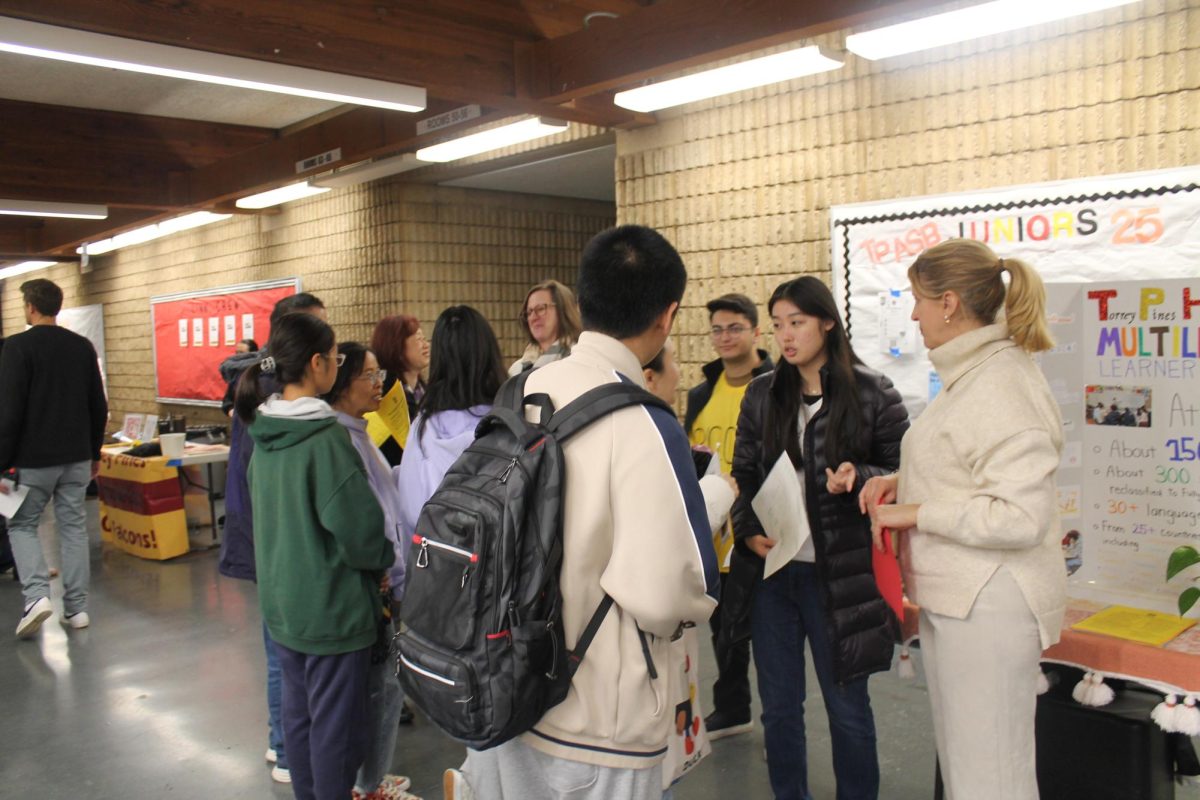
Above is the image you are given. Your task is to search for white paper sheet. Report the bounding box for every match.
[751,453,810,578]
[0,479,30,519]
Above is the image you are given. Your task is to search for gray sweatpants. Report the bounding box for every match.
[462,738,662,800]
[8,461,92,616]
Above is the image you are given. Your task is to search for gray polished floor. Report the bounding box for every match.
[1,500,1196,800]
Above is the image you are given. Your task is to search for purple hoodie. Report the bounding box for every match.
[335,411,407,599]
[396,406,490,539]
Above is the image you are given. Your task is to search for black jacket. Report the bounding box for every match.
[0,326,108,471]
[683,350,774,434]
[730,362,909,684]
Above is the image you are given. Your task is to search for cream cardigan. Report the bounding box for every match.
[898,323,1067,648]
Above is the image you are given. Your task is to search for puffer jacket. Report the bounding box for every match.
[730,362,909,684]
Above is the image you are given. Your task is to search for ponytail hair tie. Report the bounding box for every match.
[260,355,276,374]
[997,257,1007,272]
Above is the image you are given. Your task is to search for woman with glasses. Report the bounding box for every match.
[235,313,394,800]
[371,314,432,467]
[324,342,419,800]
[508,279,582,376]
[730,276,909,800]
[397,305,507,544]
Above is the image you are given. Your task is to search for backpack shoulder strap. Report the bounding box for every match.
[495,370,533,412]
[547,381,674,443]
[567,594,613,677]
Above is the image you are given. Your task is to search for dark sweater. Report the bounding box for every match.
[0,325,108,470]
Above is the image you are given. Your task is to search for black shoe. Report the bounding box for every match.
[705,709,753,740]
[398,700,415,725]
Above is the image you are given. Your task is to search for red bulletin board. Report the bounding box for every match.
[150,279,298,405]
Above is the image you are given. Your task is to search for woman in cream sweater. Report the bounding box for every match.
[860,239,1066,800]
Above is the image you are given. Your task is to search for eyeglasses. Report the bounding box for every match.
[522,303,556,320]
[355,369,387,385]
[325,352,346,367]
[710,324,751,338]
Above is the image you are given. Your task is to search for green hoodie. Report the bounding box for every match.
[248,408,393,655]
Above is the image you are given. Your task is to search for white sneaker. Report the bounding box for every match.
[442,768,474,800]
[61,611,90,629]
[16,597,53,638]
[271,766,291,784]
[265,748,277,764]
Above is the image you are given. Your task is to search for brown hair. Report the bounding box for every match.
[908,239,1053,353]
[520,280,582,349]
[371,314,422,376]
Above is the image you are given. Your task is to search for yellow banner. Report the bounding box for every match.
[365,381,411,450]
[99,504,190,561]
[99,448,179,483]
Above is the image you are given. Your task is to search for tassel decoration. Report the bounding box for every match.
[1072,671,1093,704]
[897,646,916,679]
[1036,668,1050,695]
[1176,695,1200,737]
[1152,694,1180,733]
[1085,672,1115,706]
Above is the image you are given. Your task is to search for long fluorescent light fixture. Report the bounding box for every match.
[236,182,330,209]
[0,17,426,112]
[0,198,108,219]
[845,0,1141,60]
[76,212,231,256]
[614,45,843,112]
[0,260,56,281]
[311,153,425,189]
[415,118,569,163]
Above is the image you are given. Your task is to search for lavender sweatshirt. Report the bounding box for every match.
[396,406,490,539]
[335,411,407,599]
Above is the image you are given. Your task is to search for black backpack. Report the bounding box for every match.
[395,370,672,749]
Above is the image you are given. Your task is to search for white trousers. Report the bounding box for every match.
[919,567,1043,800]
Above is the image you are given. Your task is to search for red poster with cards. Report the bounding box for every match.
[150,279,298,405]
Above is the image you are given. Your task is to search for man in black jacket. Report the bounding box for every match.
[683,293,772,739]
[0,279,107,638]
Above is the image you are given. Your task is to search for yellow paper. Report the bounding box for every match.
[365,381,411,450]
[1070,604,1197,647]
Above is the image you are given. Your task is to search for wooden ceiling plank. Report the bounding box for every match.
[0,1,519,98]
[524,0,945,101]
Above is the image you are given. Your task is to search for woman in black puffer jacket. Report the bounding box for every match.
[730,276,908,800]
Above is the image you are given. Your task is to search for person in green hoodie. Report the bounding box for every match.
[234,312,395,800]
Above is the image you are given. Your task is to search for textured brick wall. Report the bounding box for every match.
[1,182,613,428]
[616,0,1200,404]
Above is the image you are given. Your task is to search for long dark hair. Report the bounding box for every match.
[322,341,370,407]
[764,277,864,471]
[234,312,335,423]
[417,305,506,441]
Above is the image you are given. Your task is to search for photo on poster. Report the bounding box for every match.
[1062,529,1083,576]
[1085,385,1151,427]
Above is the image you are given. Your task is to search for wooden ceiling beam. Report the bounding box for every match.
[523,0,946,102]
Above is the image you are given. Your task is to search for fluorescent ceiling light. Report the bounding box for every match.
[845,0,1142,60]
[0,198,107,219]
[415,118,569,163]
[0,17,426,112]
[0,260,56,281]
[236,182,330,209]
[76,211,231,256]
[613,45,843,112]
[311,153,425,189]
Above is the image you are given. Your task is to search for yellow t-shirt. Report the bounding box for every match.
[689,373,748,572]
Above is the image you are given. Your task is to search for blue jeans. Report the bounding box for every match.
[8,461,91,616]
[354,618,404,793]
[263,621,288,769]
[751,561,879,800]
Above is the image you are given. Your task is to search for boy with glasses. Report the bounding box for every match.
[684,293,772,740]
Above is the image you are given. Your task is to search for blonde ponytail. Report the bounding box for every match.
[1001,257,1053,353]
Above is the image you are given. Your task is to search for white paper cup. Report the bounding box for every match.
[160,433,187,459]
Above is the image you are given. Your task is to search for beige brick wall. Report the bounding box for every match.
[616,0,1200,405]
[1,182,613,429]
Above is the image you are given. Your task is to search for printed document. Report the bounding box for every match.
[0,479,29,519]
[751,453,810,578]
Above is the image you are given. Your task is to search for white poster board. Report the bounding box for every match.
[58,303,107,382]
[831,166,1200,416]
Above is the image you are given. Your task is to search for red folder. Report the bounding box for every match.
[873,528,904,622]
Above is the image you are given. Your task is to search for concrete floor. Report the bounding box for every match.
[1,499,1196,800]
